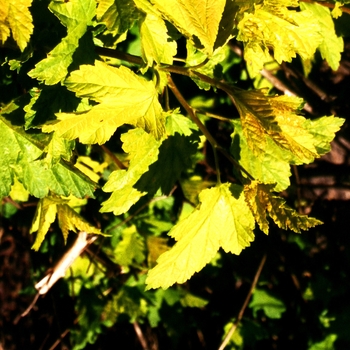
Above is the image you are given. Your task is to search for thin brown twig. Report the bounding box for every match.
[218,254,267,350]
[100,144,127,169]
[134,322,149,350]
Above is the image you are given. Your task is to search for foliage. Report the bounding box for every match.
[0,0,349,349]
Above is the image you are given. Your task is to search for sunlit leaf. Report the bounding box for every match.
[300,2,343,71]
[0,113,96,198]
[150,0,226,55]
[244,181,322,234]
[28,0,96,84]
[43,61,166,143]
[101,128,162,215]
[231,120,291,192]
[57,204,103,243]
[146,183,255,289]
[113,225,145,266]
[0,0,33,51]
[30,197,60,251]
[237,2,323,75]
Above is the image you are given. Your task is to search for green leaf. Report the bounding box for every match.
[165,110,198,137]
[180,292,208,308]
[101,128,162,215]
[0,0,33,51]
[23,86,80,129]
[308,334,338,350]
[249,289,286,319]
[28,0,96,85]
[150,0,226,55]
[146,183,255,289]
[113,225,145,266]
[0,113,96,198]
[43,61,166,143]
[30,197,59,251]
[136,132,199,196]
[231,120,291,192]
[186,41,228,90]
[57,204,103,243]
[237,2,323,76]
[244,181,322,234]
[300,2,343,71]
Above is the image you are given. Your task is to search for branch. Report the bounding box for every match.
[218,254,267,350]
[35,232,97,295]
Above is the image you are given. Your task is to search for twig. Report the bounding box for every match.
[100,144,127,169]
[134,321,149,350]
[218,254,267,350]
[35,232,98,295]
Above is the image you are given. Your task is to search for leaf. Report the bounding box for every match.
[308,334,338,350]
[136,132,199,196]
[113,225,145,266]
[0,113,96,198]
[165,110,198,136]
[231,91,340,165]
[97,0,140,34]
[146,183,255,289]
[231,120,291,192]
[249,289,286,319]
[180,292,208,308]
[23,86,80,129]
[237,3,323,76]
[101,128,162,215]
[150,0,226,55]
[134,0,177,67]
[0,0,33,51]
[30,197,59,251]
[43,61,166,143]
[28,0,96,85]
[303,116,345,155]
[57,204,103,243]
[300,2,343,71]
[186,41,228,90]
[146,236,169,268]
[244,181,322,234]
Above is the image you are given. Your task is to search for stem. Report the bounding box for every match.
[100,144,126,169]
[167,75,222,183]
[218,254,267,350]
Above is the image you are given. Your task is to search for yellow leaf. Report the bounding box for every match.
[146,183,255,289]
[244,181,322,234]
[151,0,226,55]
[0,0,33,51]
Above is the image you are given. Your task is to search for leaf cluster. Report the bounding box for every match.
[0,0,348,348]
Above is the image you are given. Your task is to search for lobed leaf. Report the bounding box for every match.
[300,2,343,71]
[57,204,103,243]
[146,183,255,289]
[30,197,59,251]
[101,128,162,215]
[0,0,33,51]
[244,181,322,234]
[150,0,226,55]
[237,2,323,75]
[43,61,166,143]
[28,0,96,84]
[0,113,96,199]
[231,120,291,192]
